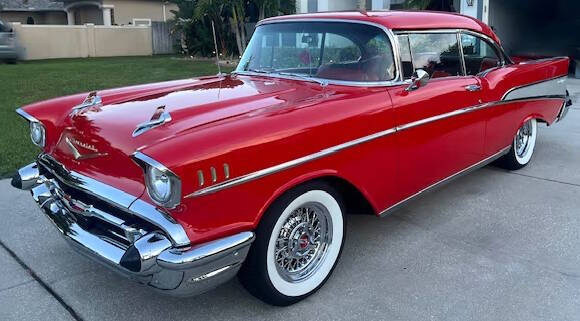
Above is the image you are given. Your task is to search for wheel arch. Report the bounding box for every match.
[517,113,545,133]
[254,171,377,226]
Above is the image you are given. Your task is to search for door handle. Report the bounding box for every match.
[465,84,481,92]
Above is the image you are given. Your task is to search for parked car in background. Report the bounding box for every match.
[11,11,572,306]
[0,20,21,63]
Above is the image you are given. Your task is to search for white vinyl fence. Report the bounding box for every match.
[11,22,153,60]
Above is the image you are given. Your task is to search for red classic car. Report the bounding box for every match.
[12,11,572,306]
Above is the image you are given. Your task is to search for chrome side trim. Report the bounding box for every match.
[379,146,511,217]
[16,108,39,123]
[501,76,567,101]
[37,154,190,246]
[185,127,397,198]
[186,95,564,199]
[395,102,491,131]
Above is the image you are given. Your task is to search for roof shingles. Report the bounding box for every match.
[0,0,64,11]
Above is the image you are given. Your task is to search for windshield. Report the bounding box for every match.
[236,22,396,82]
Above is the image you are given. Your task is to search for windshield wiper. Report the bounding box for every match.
[233,68,272,75]
[276,72,328,87]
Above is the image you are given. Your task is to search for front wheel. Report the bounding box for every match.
[495,118,538,170]
[239,182,345,306]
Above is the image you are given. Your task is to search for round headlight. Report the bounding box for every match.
[147,166,172,203]
[30,121,45,147]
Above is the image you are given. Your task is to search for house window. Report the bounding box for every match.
[307,0,318,12]
[132,18,152,26]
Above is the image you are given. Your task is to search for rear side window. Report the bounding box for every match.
[408,33,463,79]
[461,33,501,75]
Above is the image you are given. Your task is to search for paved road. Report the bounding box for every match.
[1,80,579,321]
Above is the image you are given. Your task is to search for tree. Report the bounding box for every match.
[170,0,296,58]
[254,0,296,21]
[169,0,214,56]
[194,0,229,55]
[404,0,432,9]
[404,0,457,11]
[229,0,248,57]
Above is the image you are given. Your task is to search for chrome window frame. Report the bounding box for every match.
[245,18,404,87]
[393,29,468,80]
[392,28,511,81]
[458,30,508,76]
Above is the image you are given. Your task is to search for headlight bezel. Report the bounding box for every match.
[16,108,46,148]
[132,152,181,209]
[30,121,46,147]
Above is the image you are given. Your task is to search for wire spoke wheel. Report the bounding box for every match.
[515,120,533,158]
[513,118,537,166]
[239,183,345,306]
[274,203,332,283]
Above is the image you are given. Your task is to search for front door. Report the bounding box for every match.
[388,32,486,203]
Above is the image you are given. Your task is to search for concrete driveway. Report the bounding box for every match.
[1,80,579,321]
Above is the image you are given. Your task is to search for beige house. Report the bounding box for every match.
[64,0,178,26]
[0,0,178,26]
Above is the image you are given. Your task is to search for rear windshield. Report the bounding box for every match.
[237,22,396,82]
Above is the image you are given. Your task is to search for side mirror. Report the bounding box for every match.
[406,69,430,92]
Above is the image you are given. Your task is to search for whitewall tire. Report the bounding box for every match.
[239,181,345,306]
[496,118,538,170]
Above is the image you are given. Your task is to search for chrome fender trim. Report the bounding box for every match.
[186,95,564,199]
[379,146,511,217]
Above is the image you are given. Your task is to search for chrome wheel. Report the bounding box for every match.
[515,120,533,158]
[513,118,537,165]
[274,202,332,283]
[242,185,344,304]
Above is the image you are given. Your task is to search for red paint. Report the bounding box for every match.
[20,12,569,245]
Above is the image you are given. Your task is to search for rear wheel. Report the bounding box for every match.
[495,118,537,170]
[239,182,345,306]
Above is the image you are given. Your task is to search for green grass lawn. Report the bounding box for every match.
[0,56,233,178]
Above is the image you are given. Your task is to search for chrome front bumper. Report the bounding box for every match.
[12,157,254,297]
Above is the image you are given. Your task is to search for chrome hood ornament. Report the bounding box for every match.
[132,106,172,137]
[70,91,102,116]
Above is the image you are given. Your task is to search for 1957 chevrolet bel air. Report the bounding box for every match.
[11,11,572,305]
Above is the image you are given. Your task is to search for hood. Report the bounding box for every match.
[41,75,323,196]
